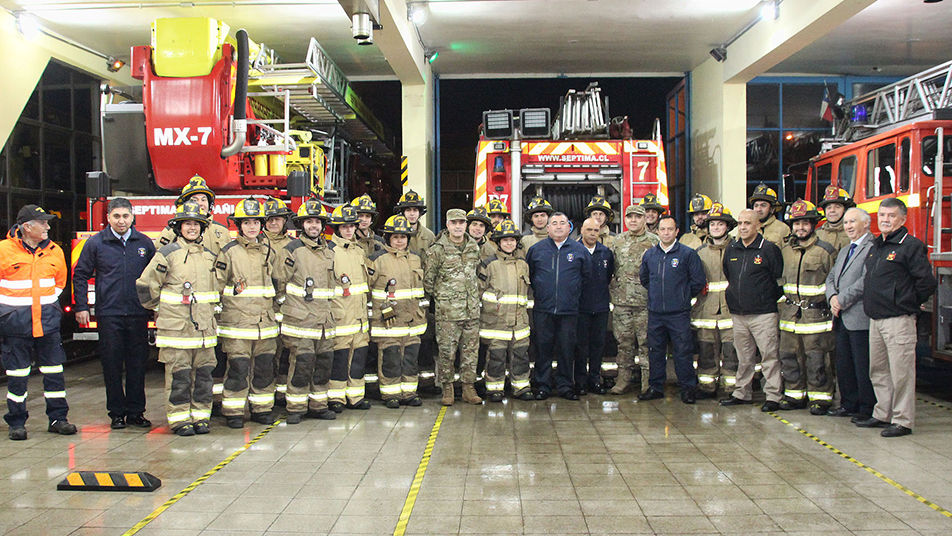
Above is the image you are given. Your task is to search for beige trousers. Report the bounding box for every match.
[731,313,783,402]
[869,315,916,428]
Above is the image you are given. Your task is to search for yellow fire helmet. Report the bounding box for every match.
[177,175,216,206]
[396,189,427,215]
[467,207,492,227]
[264,197,293,219]
[525,196,554,221]
[688,193,713,214]
[787,199,821,222]
[491,219,522,242]
[584,196,615,223]
[818,185,856,209]
[168,199,210,228]
[381,214,412,235]
[293,198,330,224]
[350,194,378,216]
[230,197,265,223]
[748,183,780,207]
[705,202,737,230]
[486,197,511,217]
[641,192,666,214]
[330,204,359,225]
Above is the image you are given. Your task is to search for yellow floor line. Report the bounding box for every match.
[767,412,952,518]
[122,420,282,536]
[917,396,952,411]
[393,406,447,536]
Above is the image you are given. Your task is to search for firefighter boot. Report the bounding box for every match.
[609,368,631,395]
[462,384,483,405]
[441,384,455,406]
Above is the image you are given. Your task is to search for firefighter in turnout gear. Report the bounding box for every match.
[351,194,385,257]
[749,183,790,248]
[583,196,616,247]
[263,197,293,405]
[137,201,222,436]
[272,199,338,423]
[425,208,484,406]
[521,196,554,250]
[486,197,511,228]
[816,185,854,253]
[155,175,231,255]
[681,194,713,249]
[609,204,659,394]
[779,200,837,414]
[642,192,666,234]
[368,215,427,408]
[691,203,738,398]
[467,207,498,259]
[327,205,372,412]
[216,198,278,429]
[478,219,533,402]
[396,190,436,254]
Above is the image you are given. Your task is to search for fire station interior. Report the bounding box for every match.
[2,0,952,535]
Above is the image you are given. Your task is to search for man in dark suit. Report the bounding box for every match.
[825,207,875,422]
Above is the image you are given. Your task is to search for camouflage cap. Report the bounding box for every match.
[625,204,646,216]
[446,208,468,221]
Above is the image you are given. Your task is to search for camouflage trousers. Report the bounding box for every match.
[436,319,479,385]
[613,305,649,379]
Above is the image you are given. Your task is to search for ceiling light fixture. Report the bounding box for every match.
[760,0,779,21]
[426,51,438,64]
[710,0,780,64]
[923,0,943,3]
[408,3,428,25]
[12,10,121,73]
[107,57,125,72]
[15,12,40,39]
[709,47,727,62]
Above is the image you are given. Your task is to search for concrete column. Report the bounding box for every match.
[688,0,876,215]
[0,10,134,149]
[402,80,435,227]
[377,0,435,228]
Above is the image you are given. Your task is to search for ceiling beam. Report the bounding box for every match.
[722,0,877,83]
[373,0,428,85]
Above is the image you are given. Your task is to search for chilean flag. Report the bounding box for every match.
[821,88,835,122]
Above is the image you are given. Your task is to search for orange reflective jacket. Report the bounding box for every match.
[0,226,67,338]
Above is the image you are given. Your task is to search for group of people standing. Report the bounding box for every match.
[0,178,936,440]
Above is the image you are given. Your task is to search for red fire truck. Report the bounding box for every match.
[71,16,397,337]
[474,87,668,228]
[805,60,952,365]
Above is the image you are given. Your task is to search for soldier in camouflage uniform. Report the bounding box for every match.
[609,204,659,394]
[424,208,483,405]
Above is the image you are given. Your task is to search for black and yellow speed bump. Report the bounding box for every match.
[57,471,161,492]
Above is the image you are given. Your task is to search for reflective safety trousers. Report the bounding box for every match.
[478,252,530,343]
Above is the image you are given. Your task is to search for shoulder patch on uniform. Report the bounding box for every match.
[286,240,305,253]
[477,272,487,281]
[368,249,387,262]
[326,241,336,250]
[220,241,239,254]
[815,239,836,255]
[284,257,295,267]
[156,264,167,273]
[216,261,228,271]
[157,241,182,257]
[480,255,497,267]
[367,267,375,276]
[159,236,170,245]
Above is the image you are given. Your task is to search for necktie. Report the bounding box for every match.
[840,243,856,276]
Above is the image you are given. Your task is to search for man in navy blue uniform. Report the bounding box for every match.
[575,217,614,395]
[526,212,592,400]
[73,198,156,429]
[638,215,706,404]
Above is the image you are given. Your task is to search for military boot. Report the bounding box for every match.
[441,384,455,406]
[462,384,483,405]
[609,369,631,395]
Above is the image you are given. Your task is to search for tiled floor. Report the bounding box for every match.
[2,359,952,535]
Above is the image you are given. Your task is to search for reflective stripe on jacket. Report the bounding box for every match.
[779,234,836,335]
[136,237,220,348]
[273,235,337,339]
[692,238,732,330]
[0,226,67,338]
[330,234,370,347]
[215,234,278,340]
[368,246,426,339]
[478,251,530,341]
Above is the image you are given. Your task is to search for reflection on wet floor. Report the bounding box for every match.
[1,359,952,535]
